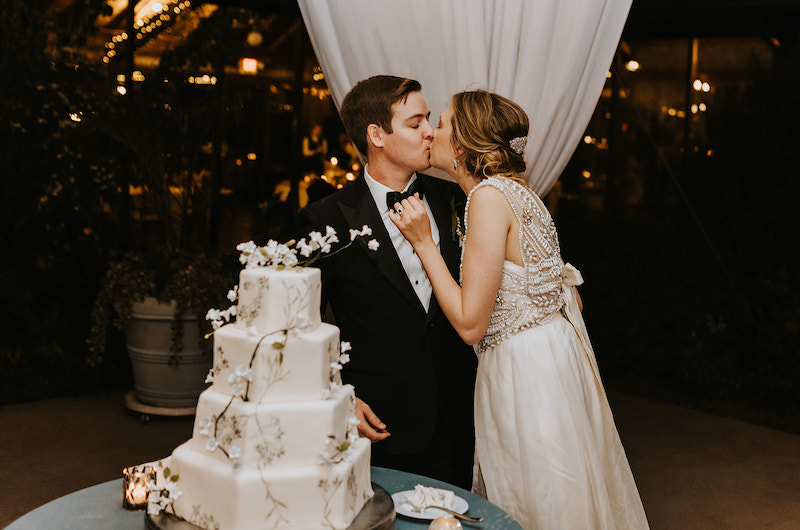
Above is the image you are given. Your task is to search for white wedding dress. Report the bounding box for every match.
[466,177,649,529]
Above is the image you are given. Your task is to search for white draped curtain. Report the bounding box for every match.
[297,0,631,195]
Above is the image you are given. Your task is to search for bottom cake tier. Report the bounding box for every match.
[166,437,373,530]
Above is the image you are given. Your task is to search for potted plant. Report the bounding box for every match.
[89,249,237,409]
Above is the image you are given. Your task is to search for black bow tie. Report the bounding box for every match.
[386,179,424,210]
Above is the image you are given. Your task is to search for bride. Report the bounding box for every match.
[389,90,649,529]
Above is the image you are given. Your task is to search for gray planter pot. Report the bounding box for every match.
[125,297,211,408]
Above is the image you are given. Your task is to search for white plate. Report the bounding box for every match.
[391,490,469,520]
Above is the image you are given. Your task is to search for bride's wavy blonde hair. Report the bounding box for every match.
[450,90,529,186]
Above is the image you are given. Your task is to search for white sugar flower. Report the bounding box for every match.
[231,383,245,397]
[198,417,212,436]
[261,239,280,260]
[325,225,338,241]
[164,481,182,500]
[339,353,350,365]
[206,438,219,452]
[368,239,379,251]
[318,437,339,468]
[295,313,312,330]
[347,415,360,429]
[297,238,314,257]
[147,497,163,515]
[227,286,238,302]
[236,240,257,260]
[235,364,252,379]
[276,245,298,267]
[228,445,241,460]
[245,250,267,269]
[206,307,234,330]
[348,224,372,241]
[323,381,341,400]
[340,341,351,354]
[309,227,339,254]
[205,370,215,384]
[330,362,343,373]
[307,231,323,248]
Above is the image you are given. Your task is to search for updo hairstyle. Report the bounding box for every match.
[450,90,529,184]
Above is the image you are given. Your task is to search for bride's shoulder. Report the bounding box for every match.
[469,177,508,201]
[466,181,512,217]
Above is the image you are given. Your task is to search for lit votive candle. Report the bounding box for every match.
[122,464,155,510]
[429,516,462,530]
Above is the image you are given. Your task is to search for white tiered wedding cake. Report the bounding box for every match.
[149,234,375,529]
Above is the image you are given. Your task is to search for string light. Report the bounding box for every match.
[240,58,258,74]
[625,60,640,72]
[102,0,190,64]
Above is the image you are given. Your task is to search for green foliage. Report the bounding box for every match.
[88,250,237,365]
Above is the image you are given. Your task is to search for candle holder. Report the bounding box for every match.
[122,464,156,510]
[429,517,462,529]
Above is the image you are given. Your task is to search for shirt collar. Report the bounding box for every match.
[363,164,418,213]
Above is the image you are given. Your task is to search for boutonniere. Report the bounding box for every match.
[449,197,465,248]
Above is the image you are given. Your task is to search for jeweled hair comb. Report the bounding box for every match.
[509,136,527,155]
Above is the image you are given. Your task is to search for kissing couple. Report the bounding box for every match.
[299,75,648,529]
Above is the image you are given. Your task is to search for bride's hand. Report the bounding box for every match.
[388,194,433,247]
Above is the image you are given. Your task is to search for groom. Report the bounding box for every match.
[298,75,477,489]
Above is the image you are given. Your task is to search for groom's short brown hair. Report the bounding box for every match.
[339,75,422,158]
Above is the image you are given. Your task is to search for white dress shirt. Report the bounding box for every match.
[363,164,440,312]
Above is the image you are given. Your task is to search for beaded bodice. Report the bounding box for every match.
[462,177,565,354]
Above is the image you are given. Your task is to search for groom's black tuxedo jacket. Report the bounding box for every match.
[298,173,477,456]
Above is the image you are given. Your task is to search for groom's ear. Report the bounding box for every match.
[367,124,384,149]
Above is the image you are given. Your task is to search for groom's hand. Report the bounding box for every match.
[355,397,391,442]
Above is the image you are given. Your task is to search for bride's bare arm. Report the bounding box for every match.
[390,188,509,345]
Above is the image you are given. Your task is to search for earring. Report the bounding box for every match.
[453,159,458,171]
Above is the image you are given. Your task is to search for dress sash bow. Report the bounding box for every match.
[560,263,607,398]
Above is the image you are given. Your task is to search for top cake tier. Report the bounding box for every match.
[236,267,322,334]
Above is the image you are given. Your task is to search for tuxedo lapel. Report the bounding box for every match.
[425,179,460,278]
[337,178,425,312]
[420,175,462,321]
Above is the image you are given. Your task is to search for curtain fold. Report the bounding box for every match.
[298,0,631,195]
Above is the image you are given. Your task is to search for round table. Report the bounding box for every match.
[7,466,522,529]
